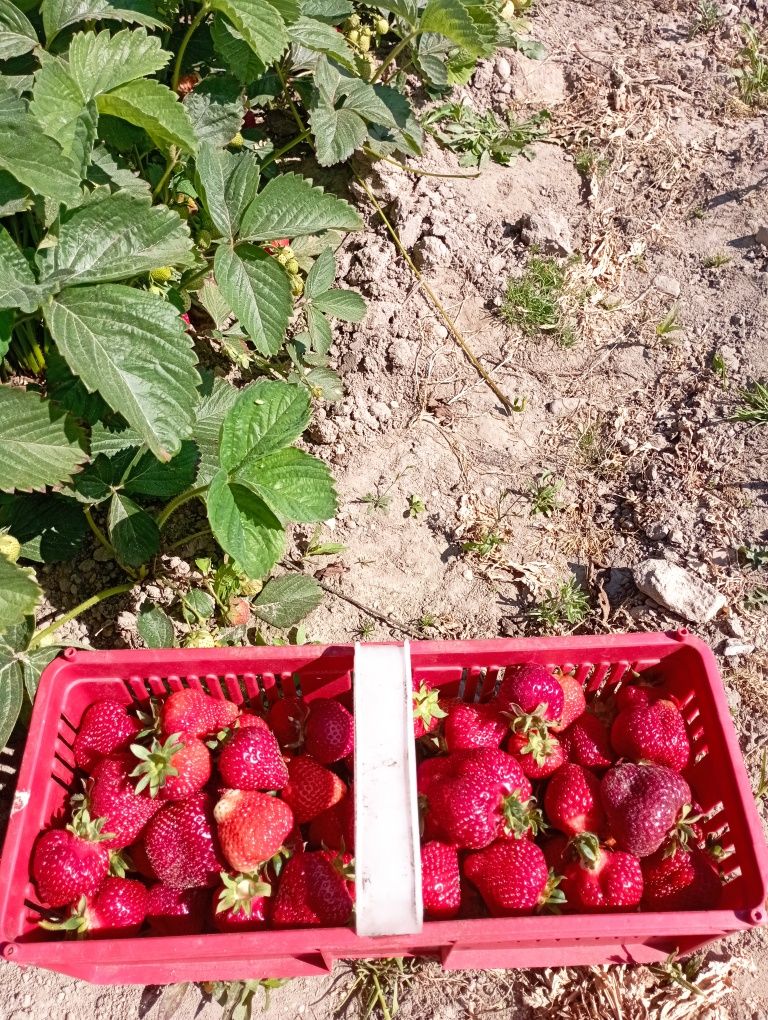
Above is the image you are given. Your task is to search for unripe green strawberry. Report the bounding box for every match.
[228,132,244,149]
[150,266,173,283]
[0,533,21,563]
[357,28,371,52]
[347,28,360,45]
[374,16,389,35]
[197,230,212,250]
[285,257,300,276]
[184,628,216,648]
[290,275,304,297]
[346,13,361,28]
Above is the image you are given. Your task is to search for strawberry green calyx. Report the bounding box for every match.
[136,699,163,741]
[130,734,183,797]
[216,871,272,917]
[67,798,114,844]
[149,266,173,283]
[413,682,447,731]
[506,702,552,736]
[519,727,557,767]
[108,848,132,877]
[569,831,601,869]
[327,852,355,883]
[539,869,567,911]
[666,803,705,856]
[39,894,91,934]
[502,792,545,839]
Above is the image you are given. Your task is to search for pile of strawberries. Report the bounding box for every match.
[414,663,723,919]
[31,690,356,937]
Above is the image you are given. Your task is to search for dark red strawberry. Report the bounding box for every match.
[549,673,586,733]
[146,883,209,935]
[615,683,660,711]
[74,700,141,771]
[507,727,566,779]
[271,851,353,928]
[426,750,538,848]
[308,789,355,853]
[143,793,224,889]
[611,699,690,772]
[541,834,570,873]
[561,838,643,912]
[421,841,461,919]
[464,838,562,916]
[160,689,238,738]
[237,711,268,729]
[89,753,161,849]
[31,807,111,908]
[130,733,211,800]
[267,696,309,751]
[212,871,271,932]
[601,763,692,858]
[544,764,605,837]
[218,725,289,791]
[304,699,354,764]
[561,713,614,770]
[417,756,452,797]
[641,845,721,910]
[443,701,506,751]
[215,789,294,872]
[495,662,565,722]
[412,679,446,738]
[242,108,258,130]
[320,848,355,900]
[42,878,148,937]
[281,756,346,824]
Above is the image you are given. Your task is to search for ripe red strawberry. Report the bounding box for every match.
[495,662,564,723]
[464,838,560,916]
[308,788,355,853]
[611,700,690,772]
[544,764,605,837]
[549,673,586,733]
[417,755,452,797]
[212,871,271,932]
[160,689,238,738]
[143,793,224,888]
[412,679,446,738]
[242,108,258,130]
[218,725,289,791]
[601,763,692,858]
[443,701,506,751]
[237,711,268,729]
[43,878,148,937]
[146,883,208,935]
[426,750,537,848]
[31,808,111,907]
[320,848,356,899]
[561,713,614,770]
[271,851,353,928]
[215,789,294,872]
[615,683,659,711]
[74,700,141,771]
[507,727,566,779]
[304,699,354,764]
[89,753,161,849]
[130,734,211,800]
[281,756,346,824]
[641,845,721,910]
[267,696,309,750]
[421,841,461,919]
[563,847,643,911]
[127,837,157,879]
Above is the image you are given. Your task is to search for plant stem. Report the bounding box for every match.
[259,129,311,171]
[84,506,115,558]
[363,146,481,180]
[370,30,419,84]
[29,583,135,650]
[354,172,517,415]
[152,148,178,202]
[167,526,212,551]
[156,485,208,529]
[171,4,209,92]
[275,62,306,133]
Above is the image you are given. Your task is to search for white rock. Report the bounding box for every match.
[413,235,452,270]
[462,567,474,581]
[519,209,573,255]
[633,559,726,623]
[723,640,755,657]
[117,611,137,631]
[495,55,512,79]
[653,273,681,297]
[547,396,585,416]
[725,615,746,639]
[371,401,392,422]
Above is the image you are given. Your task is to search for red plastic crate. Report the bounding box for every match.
[0,631,766,984]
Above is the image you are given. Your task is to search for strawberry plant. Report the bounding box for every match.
[0,0,519,745]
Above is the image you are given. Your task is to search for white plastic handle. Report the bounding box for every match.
[353,641,423,936]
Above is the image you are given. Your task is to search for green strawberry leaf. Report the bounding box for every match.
[0,492,88,562]
[210,15,267,84]
[252,574,322,627]
[195,142,261,239]
[97,78,198,155]
[41,0,166,44]
[38,193,194,288]
[239,172,362,242]
[306,305,332,355]
[184,74,244,149]
[213,244,292,357]
[219,379,311,469]
[123,442,200,501]
[304,247,336,299]
[67,27,170,101]
[208,0,288,65]
[310,288,366,322]
[0,0,38,59]
[233,447,337,523]
[192,374,239,486]
[0,386,88,493]
[107,491,160,566]
[44,284,201,463]
[0,556,41,632]
[0,92,83,207]
[207,469,285,580]
[0,642,24,747]
[137,604,176,648]
[0,226,41,313]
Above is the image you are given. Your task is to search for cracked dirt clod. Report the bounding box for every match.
[633,559,727,624]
